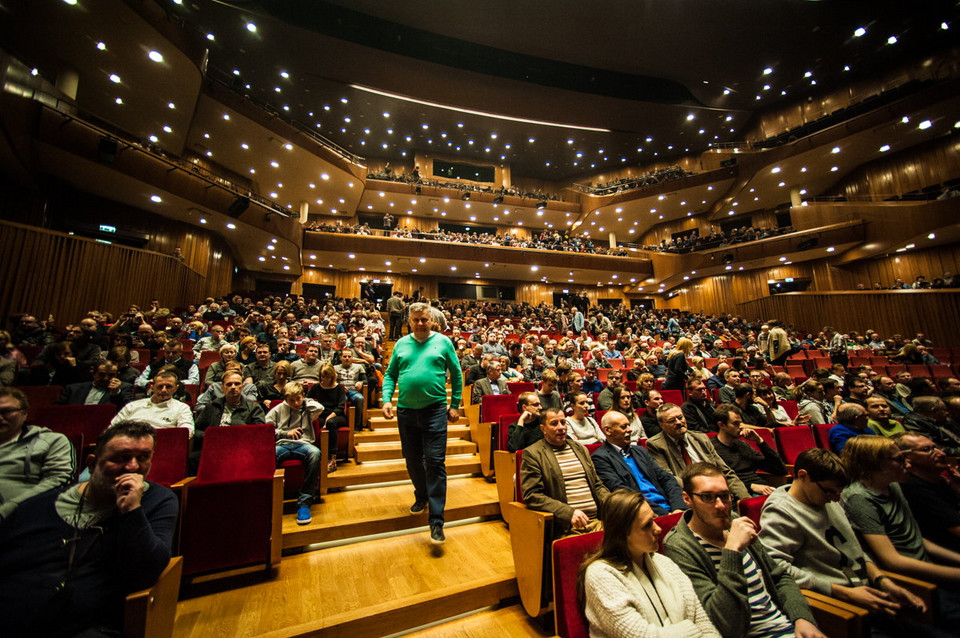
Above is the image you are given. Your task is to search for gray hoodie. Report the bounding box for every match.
[0,425,75,521]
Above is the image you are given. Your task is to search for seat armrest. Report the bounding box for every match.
[503,502,553,618]
[124,556,183,638]
[880,570,936,624]
[801,589,868,638]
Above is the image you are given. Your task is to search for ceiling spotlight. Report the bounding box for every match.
[537,201,547,210]
[461,192,470,201]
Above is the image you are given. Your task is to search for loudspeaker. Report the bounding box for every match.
[227,196,250,217]
[97,137,118,164]
[797,238,818,251]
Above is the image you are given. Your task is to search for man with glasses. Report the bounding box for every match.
[507,392,543,452]
[0,387,74,523]
[471,360,509,405]
[646,404,750,500]
[595,369,623,410]
[663,462,824,638]
[829,403,877,453]
[759,449,933,636]
[897,433,960,553]
[904,396,960,457]
[56,361,132,409]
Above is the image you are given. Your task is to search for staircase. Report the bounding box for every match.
[172,338,546,637]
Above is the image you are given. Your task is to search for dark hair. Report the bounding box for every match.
[539,406,565,425]
[712,402,742,425]
[576,489,649,607]
[794,448,847,483]
[733,383,754,400]
[94,421,156,456]
[681,461,725,494]
[0,387,28,412]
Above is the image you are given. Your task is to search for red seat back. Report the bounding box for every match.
[553,530,604,638]
[585,442,603,455]
[813,423,835,449]
[22,386,64,422]
[774,426,817,465]
[35,403,117,446]
[906,364,931,378]
[481,393,520,424]
[196,424,276,483]
[738,494,768,531]
[498,413,521,450]
[147,427,190,487]
[507,382,535,395]
[929,364,954,378]
[780,400,799,420]
[659,389,684,405]
[197,350,220,370]
[655,511,683,552]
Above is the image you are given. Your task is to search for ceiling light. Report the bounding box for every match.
[830,166,839,172]
[918,120,932,130]
[321,173,330,180]
[854,27,866,37]
[108,73,121,84]
[450,266,457,271]
[350,83,611,132]
[246,22,257,32]
[879,144,890,152]
[762,67,773,75]
[150,195,161,203]
[928,233,936,240]
[887,36,898,45]
[226,223,236,229]
[96,41,107,50]
[115,97,123,105]
[147,50,164,63]
[258,256,265,262]
[348,254,355,259]
[162,125,172,133]
[199,218,206,224]
[149,135,158,143]
[831,146,841,154]
[771,167,781,173]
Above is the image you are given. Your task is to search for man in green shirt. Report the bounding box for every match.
[383,302,463,545]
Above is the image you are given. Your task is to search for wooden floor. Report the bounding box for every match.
[281,476,500,548]
[403,604,553,637]
[173,521,517,638]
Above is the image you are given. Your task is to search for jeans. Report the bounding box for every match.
[346,388,364,428]
[276,440,321,507]
[398,401,448,526]
[389,311,402,340]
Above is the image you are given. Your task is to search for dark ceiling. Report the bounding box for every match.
[3,0,959,183]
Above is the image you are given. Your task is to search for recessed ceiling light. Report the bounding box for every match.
[226,223,236,229]
[831,146,841,154]
[762,67,773,75]
[150,195,161,203]
[149,135,158,143]
[887,36,898,45]
[246,22,257,33]
[879,145,891,152]
[854,27,866,37]
[115,97,123,105]
[162,125,172,133]
[96,41,107,50]
[771,167,781,174]
[108,73,121,84]
[148,50,164,63]
[918,120,932,130]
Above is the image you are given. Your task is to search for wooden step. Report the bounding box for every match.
[404,604,552,637]
[356,439,478,463]
[326,455,482,490]
[282,477,499,548]
[175,521,518,638]
[356,424,471,443]
[369,415,470,430]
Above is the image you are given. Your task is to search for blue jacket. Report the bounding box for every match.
[591,441,686,514]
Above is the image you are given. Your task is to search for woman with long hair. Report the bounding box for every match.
[663,338,694,391]
[579,490,719,637]
[611,385,645,442]
[257,360,293,408]
[566,391,605,444]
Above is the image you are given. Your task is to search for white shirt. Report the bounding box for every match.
[111,397,195,435]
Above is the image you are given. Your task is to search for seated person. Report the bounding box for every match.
[841,435,960,598]
[638,388,664,437]
[681,379,717,434]
[710,403,786,496]
[829,403,877,453]
[520,407,610,538]
[56,360,133,408]
[271,337,301,363]
[291,344,323,384]
[717,369,741,404]
[193,324,226,355]
[498,355,523,382]
[471,360,509,405]
[0,421,177,637]
[267,381,323,525]
[307,364,349,473]
[903,396,960,457]
[243,344,277,386]
[865,395,905,437]
[896,432,960,554]
[645,404,750,500]
[0,388,74,523]
[581,489,719,637]
[566,391,605,444]
[135,340,199,390]
[507,391,543,453]
[462,353,491,387]
[582,363,605,395]
[194,362,262,413]
[609,385,647,441]
[204,342,238,388]
[771,372,796,402]
[663,462,824,638]
[759,448,933,635]
[334,349,366,430]
[537,369,562,411]
[732,383,775,427]
[645,355,666,379]
[797,380,834,425]
[111,371,195,436]
[595,369,623,410]
[592,411,686,515]
[192,371,267,472]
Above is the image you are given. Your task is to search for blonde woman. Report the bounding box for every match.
[663,338,694,391]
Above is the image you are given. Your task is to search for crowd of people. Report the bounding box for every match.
[575,165,693,196]
[643,224,795,253]
[856,273,960,290]
[366,166,565,202]
[3,291,960,635]
[306,222,632,256]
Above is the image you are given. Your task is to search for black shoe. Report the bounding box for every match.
[409,501,427,514]
[430,523,445,544]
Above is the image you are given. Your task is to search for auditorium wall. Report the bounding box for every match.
[834,134,960,200]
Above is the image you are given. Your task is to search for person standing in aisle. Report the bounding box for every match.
[382,303,463,545]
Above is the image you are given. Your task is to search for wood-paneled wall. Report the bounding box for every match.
[0,221,230,325]
[740,291,960,345]
[658,264,814,316]
[812,246,960,290]
[835,135,960,200]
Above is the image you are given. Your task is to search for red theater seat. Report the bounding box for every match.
[552,530,604,638]
[34,403,117,447]
[774,426,817,473]
[21,385,63,422]
[146,427,189,488]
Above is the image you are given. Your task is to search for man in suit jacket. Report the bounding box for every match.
[520,407,610,539]
[471,361,509,405]
[645,403,750,499]
[56,361,132,409]
[592,411,686,515]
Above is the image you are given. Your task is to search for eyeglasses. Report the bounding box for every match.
[690,491,733,504]
[908,445,939,455]
[814,481,844,498]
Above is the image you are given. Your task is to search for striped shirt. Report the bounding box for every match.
[552,444,598,519]
[694,532,794,637]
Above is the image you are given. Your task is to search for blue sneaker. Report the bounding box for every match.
[297,505,312,525]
